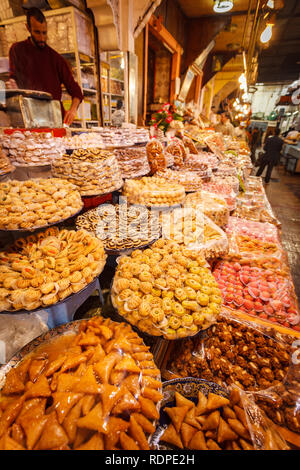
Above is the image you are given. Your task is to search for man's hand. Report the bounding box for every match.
[6,79,18,89]
[64,108,77,126]
[64,97,81,126]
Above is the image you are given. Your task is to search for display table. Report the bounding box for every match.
[282,143,300,173]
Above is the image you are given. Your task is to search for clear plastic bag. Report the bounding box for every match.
[185,190,229,228]
[202,182,237,212]
[111,239,222,340]
[226,217,281,244]
[232,193,281,227]
[211,175,240,195]
[146,139,166,175]
[0,315,162,450]
[156,168,203,192]
[164,308,296,390]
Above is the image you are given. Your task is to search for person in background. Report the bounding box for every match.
[250,126,260,164]
[6,7,83,126]
[234,122,247,141]
[111,99,125,127]
[214,112,235,137]
[256,127,283,184]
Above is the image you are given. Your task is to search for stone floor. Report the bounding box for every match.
[262,165,300,300]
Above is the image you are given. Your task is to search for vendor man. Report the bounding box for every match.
[6,7,83,126]
[214,112,235,138]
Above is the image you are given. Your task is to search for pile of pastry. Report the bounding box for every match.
[0,148,14,176]
[0,316,162,450]
[122,177,185,207]
[111,239,222,340]
[76,204,160,252]
[0,179,83,230]
[52,149,123,196]
[0,227,106,312]
[2,131,64,166]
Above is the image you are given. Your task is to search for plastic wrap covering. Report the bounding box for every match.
[172,153,215,178]
[0,227,107,312]
[165,139,188,168]
[253,361,300,439]
[213,261,300,331]
[151,379,289,450]
[52,149,123,197]
[201,182,237,212]
[164,309,295,390]
[146,139,166,175]
[2,131,65,166]
[156,168,203,192]
[62,132,104,150]
[204,134,225,158]
[111,239,222,340]
[182,136,198,154]
[114,148,150,179]
[184,191,229,228]
[226,217,281,244]
[0,179,83,230]
[76,203,160,253]
[0,149,15,176]
[214,163,238,177]
[0,316,162,450]
[161,207,228,260]
[122,176,185,207]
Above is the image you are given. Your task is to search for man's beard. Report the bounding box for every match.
[31,36,46,48]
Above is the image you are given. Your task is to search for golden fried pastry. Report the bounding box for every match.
[157,389,289,450]
[0,228,106,312]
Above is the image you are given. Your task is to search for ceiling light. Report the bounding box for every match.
[260,24,273,43]
[260,13,276,44]
[266,0,274,8]
[213,1,234,14]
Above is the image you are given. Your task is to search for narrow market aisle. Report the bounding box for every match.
[264,167,300,300]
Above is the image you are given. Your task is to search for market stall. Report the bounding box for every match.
[0,1,299,453]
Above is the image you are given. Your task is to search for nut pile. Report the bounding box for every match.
[146,140,166,175]
[76,204,160,252]
[167,314,293,391]
[122,177,185,207]
[0,179,83,230]
[52,149,123,196]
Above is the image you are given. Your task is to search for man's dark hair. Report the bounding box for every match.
[26,8,46,28]
[116,99,123,110]
[275,127,281,136]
